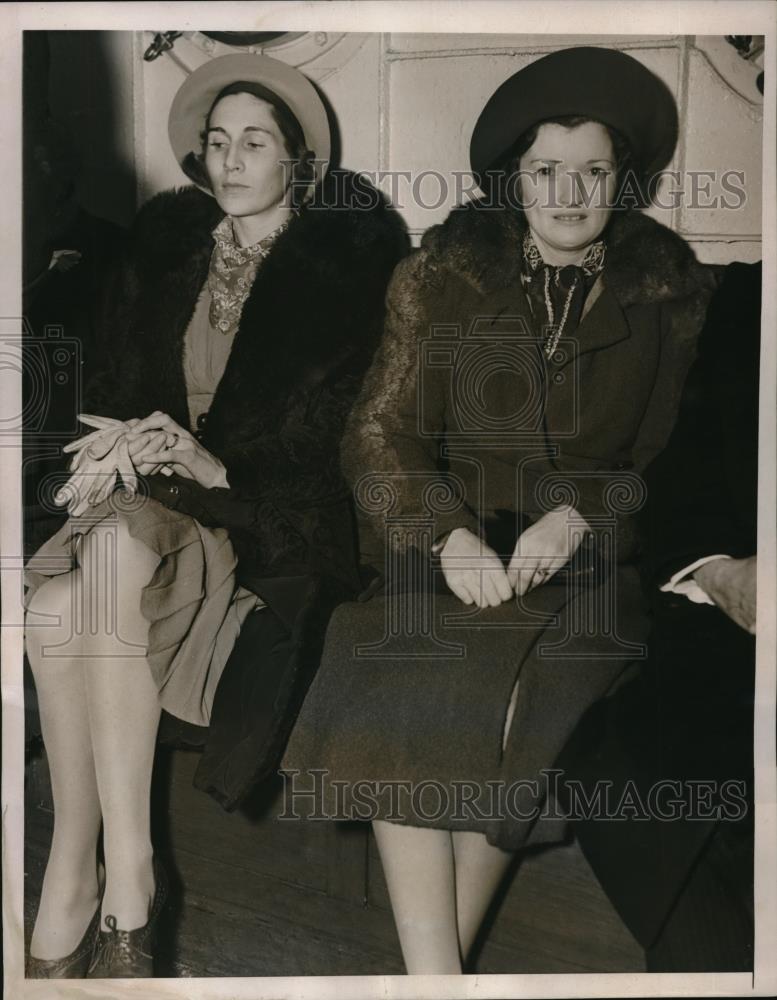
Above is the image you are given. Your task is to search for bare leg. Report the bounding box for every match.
[372,820,461,973]
[26,573,102,959]
[77,515,162,931]
[446,673,521,962]
[451,830,514,962]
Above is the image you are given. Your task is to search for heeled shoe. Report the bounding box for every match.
[26,902,102,979]
[87,859,168,979]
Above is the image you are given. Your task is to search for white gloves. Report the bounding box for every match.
[55,414,172,517]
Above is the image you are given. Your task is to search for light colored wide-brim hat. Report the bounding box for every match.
[168,53,331,194]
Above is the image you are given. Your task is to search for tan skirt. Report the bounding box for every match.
[25,495,261,727]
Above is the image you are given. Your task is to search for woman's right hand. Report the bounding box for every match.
[440,527,513,608]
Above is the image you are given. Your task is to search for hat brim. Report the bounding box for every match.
[168,53,331,194]
[470,46,678,190]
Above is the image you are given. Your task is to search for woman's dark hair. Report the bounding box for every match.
[488,114,646,211]
[181,80,315,206]
[510,115,631,175]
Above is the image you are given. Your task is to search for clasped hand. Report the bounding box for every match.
[55,411,229,517]
[440,506,590,608]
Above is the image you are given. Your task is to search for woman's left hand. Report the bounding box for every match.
[508,506,590,596]
[130,411,230,489]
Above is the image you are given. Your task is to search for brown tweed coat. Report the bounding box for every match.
[346,202,717,563]
[282,203,718,849]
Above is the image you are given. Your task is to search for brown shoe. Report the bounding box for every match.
[26,903,101,979]
[87,859,168,979]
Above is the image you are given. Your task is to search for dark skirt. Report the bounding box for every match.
[282,563,650,850]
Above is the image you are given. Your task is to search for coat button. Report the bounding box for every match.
[168,484,180,496]
[614,460,634,471]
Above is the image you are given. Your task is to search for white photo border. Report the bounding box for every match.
[2,3,775,998]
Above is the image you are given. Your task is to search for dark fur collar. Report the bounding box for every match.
[122,169,408,394]
[111,171,407,484]
[127,170,405,280]
[420,200,713,306]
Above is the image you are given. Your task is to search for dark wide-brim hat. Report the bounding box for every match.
[470,46,678,187]
[168,53,331,194]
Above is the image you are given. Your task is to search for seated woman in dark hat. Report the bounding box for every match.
[24,53,405,979]
[282,46,717,973]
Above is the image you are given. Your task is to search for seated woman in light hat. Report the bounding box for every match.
[282,45,718,973]
[24,53,406,979]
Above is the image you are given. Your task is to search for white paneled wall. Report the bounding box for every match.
[114,32,763,264]
[383,37,683,232]
[681,45,763,246]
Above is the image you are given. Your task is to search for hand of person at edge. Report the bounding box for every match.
[694,555,757,634]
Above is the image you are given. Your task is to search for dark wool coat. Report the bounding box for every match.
[86,175,408,595]
[283,202,719,850]
[558,262,759,959]
[83,172,408,808]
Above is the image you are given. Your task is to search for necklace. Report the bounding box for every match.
[542,267,579,359]
[522,231,606,359]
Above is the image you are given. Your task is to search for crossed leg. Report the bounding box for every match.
[26,513,163,958]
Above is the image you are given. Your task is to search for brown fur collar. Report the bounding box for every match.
[419,201,715,306]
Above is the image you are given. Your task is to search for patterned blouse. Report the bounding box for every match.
[183,215,290,432]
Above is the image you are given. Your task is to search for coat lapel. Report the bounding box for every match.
[473,280,535,335]
[480,272,631,357]
[202,216,324,445]
[574,281,632,356]
[196,176,409,456]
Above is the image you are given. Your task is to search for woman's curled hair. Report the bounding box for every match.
[485,114,648,211]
